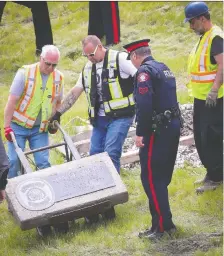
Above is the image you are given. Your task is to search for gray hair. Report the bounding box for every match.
[40,45,60,59]
[82,35,101,47]
[133,46,151,57]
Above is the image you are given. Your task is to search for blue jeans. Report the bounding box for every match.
[90,116,133,173]
[8,122,50,178]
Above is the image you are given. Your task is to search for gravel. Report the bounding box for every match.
[122,104,202,170]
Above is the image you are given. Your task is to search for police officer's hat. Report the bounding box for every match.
[123,39,150,59]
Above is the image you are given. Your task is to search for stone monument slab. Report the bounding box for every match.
[6,152,128,230]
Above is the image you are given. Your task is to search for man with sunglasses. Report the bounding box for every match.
[184,2,223,193]
[50,35,136,222]
[4,45,64,236]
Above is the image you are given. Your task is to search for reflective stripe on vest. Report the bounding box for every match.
[198,31,213,72]
[17,64,37,113]
[89,107,95,118]
[107,50,123,99]
[83,63,92,109]
[13,110,35,128]
[104,94,135,113]
[191,71,217,83]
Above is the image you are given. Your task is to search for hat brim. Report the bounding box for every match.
[184,17,191,23]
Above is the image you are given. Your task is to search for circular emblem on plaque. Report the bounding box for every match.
[15,178,55,211]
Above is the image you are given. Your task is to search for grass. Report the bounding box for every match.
[0,167,222,256]
[0,2,223,255]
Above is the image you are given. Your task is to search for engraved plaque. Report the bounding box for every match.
[16,178,55,211]
[45,161,116,202]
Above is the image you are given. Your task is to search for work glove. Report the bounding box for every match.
[4,127,13,142]
[48,111,61,134]
[205,88,218,107]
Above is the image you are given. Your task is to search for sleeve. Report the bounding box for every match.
[211,36,223,57]
[135,67,153,136]
[9,68,26,96]
[74,73,83,88]
[118,52,137,77]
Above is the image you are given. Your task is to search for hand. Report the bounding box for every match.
[49,111,61,125]
[206,88,218,107]
[0,190,5,204]
[4,126,13,142]
[135,136,144,148]
[48,111,62,134]
[48,121,58,134]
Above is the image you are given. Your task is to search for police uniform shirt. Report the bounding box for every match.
[134,56,177,137]
[75,51,137,116]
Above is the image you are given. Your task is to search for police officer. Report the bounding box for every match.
[88,1,120,46]
[184,2,223,193]
[0,1,53,56]
[123,39,181,240]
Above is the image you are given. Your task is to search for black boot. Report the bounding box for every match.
[138,228,154,238]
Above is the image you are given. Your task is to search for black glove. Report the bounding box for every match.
[49,111,61,124]
[48,111,62,134]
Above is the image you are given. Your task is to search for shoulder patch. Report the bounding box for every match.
[137,72,150,82]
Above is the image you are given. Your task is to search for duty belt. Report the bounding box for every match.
[152,104,183,131]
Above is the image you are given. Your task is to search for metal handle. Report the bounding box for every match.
[10,132,33,174]
[53,121,81,160]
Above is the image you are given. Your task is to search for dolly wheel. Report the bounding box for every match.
[103,206,116,220]
[53,222,69,234]
[85,214,100,224]
[36,225,52,237]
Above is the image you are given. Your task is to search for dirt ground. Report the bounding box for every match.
[154,232,223,256]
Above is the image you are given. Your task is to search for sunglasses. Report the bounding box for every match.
[82,44,99,58]
[43,59,58,68]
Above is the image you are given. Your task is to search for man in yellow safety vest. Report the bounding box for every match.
[184,2,223,193]
[4,45,64,236]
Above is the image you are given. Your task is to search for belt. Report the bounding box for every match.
[152,104,183,130]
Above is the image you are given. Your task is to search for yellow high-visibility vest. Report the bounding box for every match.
[82,49,135,121]
[12,63,64,132]
[187,25,223,99]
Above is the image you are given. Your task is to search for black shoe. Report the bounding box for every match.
[138,228,154,238]
[85,214,99,224]
[147,227,177,241]
[102,207,116,220]
[53,222,69,234]
[36,225,52,237]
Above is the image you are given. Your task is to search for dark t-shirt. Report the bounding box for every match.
[210,36,223,64]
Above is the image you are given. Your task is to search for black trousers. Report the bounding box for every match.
[0,1,53,50]
[140,118,180,232]
[88,1,120,45]
[0,131,9,189]
[193,98,223,182]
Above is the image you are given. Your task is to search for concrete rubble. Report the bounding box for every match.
[122,104,202,170]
